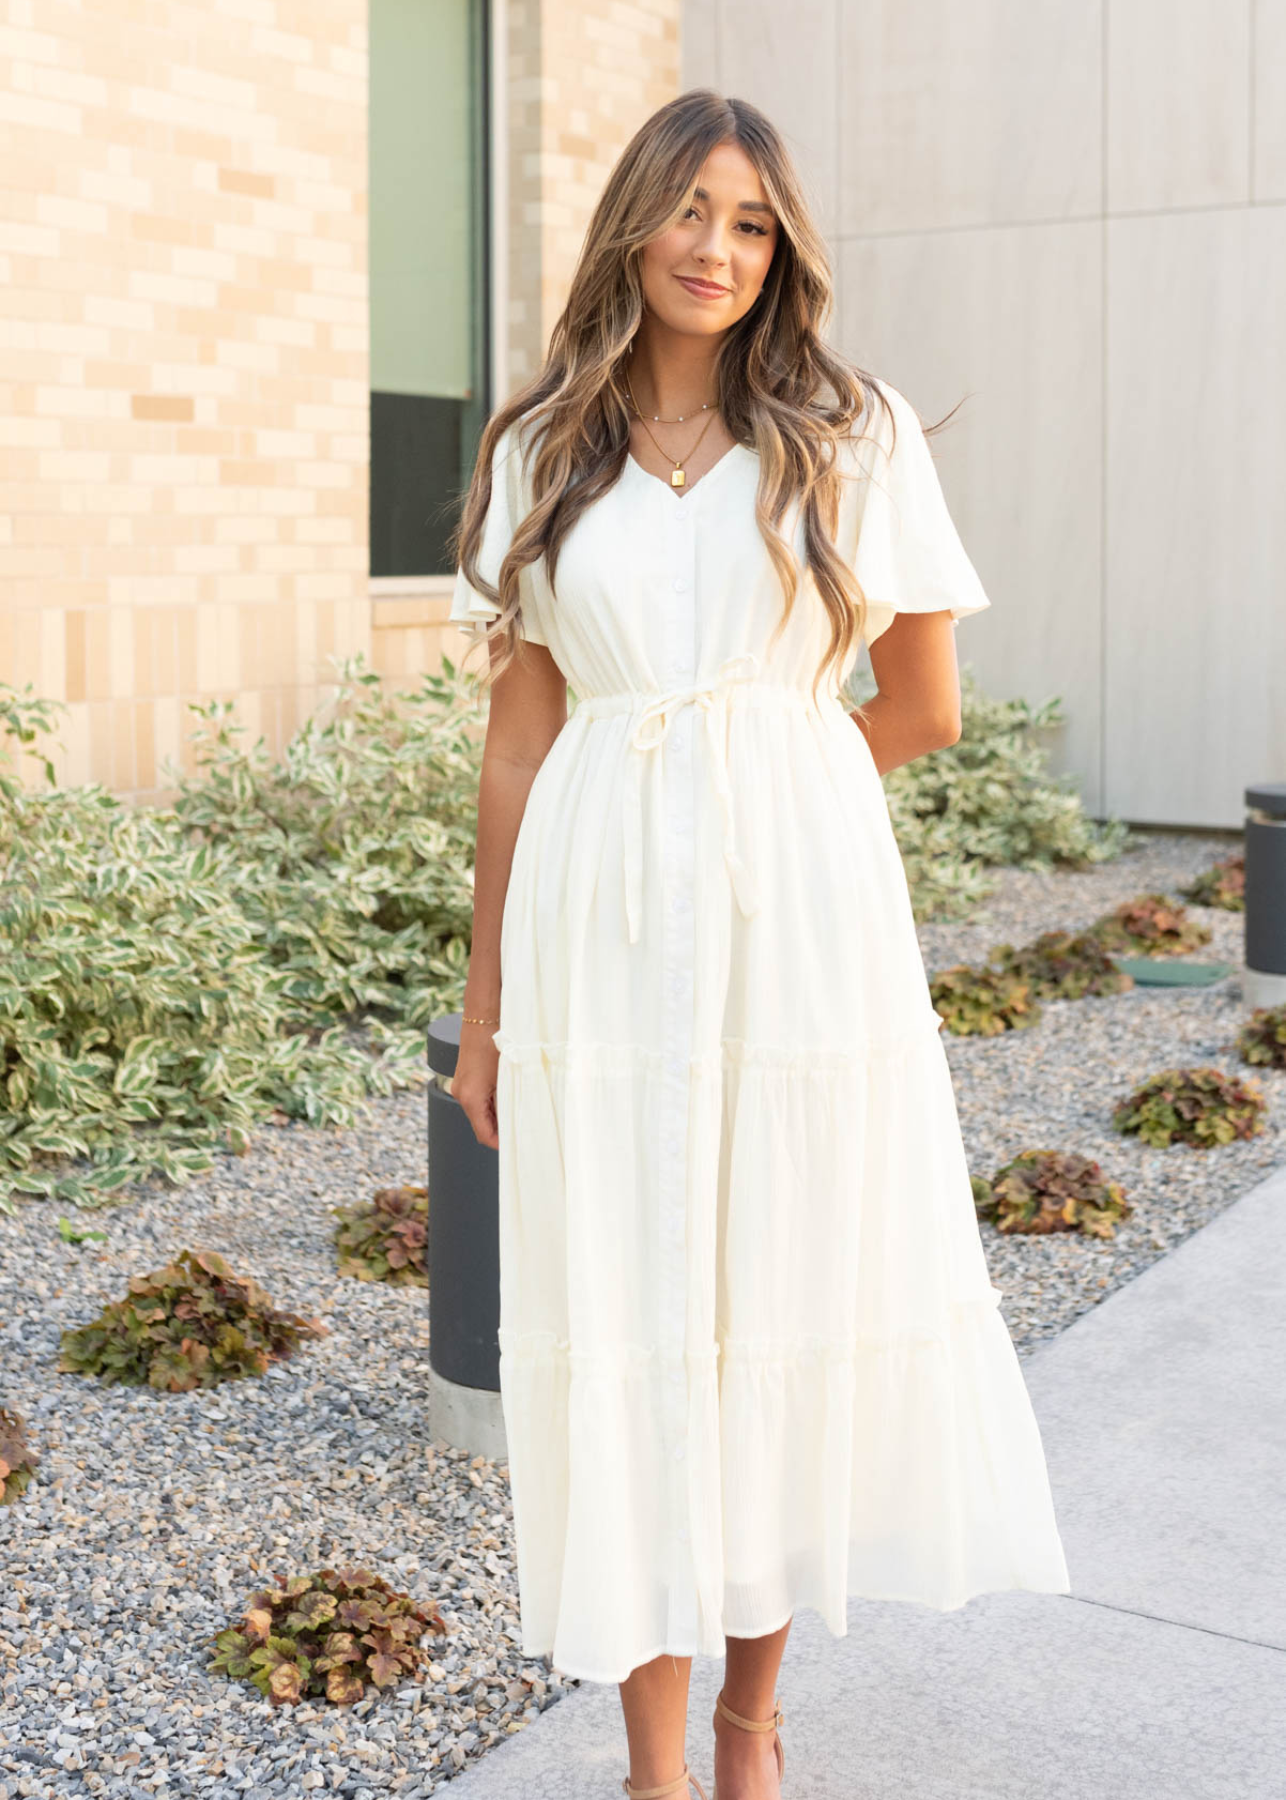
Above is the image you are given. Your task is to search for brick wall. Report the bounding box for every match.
[0,0,369,798]
[506,0,681,388]
[0,0,681,800]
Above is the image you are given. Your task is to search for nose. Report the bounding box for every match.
[689,221,728,267]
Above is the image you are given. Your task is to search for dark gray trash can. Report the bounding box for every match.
[425,1012,508,1461]
[1244,782,1286,1011]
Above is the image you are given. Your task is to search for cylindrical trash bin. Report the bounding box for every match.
[425,1012,507,1462]
[1244,782,1286,1010]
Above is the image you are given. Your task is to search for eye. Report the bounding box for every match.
[681,206,769,236]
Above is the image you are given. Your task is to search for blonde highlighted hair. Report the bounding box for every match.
[449,87,958,705]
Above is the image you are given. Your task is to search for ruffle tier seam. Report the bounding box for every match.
[492,1022,945,1071]
[497,1292,1005,1369]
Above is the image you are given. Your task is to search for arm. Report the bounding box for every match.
[851,609,963,777]
[453,633,568,1149]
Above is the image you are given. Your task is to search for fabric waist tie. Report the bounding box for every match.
[575,653,837,945]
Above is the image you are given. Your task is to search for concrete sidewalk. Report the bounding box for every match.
[446,1169,1286,1799]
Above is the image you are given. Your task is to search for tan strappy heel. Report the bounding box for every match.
[711,1689,785,1798]
[622,1764,709,1799]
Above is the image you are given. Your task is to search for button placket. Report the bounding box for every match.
[660,492,698,1641]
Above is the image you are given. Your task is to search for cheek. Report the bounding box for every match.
[744,236,775,281]
[642,230,685,280]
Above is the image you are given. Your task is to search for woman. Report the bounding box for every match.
[448,89,1069,1800]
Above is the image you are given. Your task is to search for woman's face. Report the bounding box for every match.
[639,139,779,337]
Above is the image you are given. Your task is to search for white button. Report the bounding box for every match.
[669,970,687,991]
[667,1137,683,1156]
[670,1367,683,1384]
[673,577,688,592]
[674,506,689,522]
[677,1525,689,1543]
[668,665,685,681]
[671,893,690,913]
[667,1058,685,1079]
[675,1444,686,1462]
[671,725,686,750]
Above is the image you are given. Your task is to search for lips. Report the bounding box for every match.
[676,276,730,298]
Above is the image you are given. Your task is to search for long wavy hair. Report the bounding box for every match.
[449,87,960,705]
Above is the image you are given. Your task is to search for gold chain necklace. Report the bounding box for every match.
[626,382,721,490]
[623,375,714,423]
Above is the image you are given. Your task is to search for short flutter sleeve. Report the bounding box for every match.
[448,420,548,646]
[847,377,991,649]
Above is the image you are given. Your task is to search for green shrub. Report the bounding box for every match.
[168,659,485,1037]
[1237,1003,1286,1072]
[0,773,374,1210]
[929,962,1042,1036]
[0,660,486,1214]
[333,1183,428,1287]
[56,1248,328,1390]
[0,1407,39,1504]
[1088,892,1211,955]
[1112,1066,1267,1149]
[973,1149,1132,1239]
[206,1565,447,1706]
[987,929,1134,1001]
[846,667,1135,922]
[1179,852,1245,911]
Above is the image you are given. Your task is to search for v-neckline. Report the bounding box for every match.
[624,439,748,501]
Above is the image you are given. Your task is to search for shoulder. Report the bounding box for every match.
[839,377,922,478]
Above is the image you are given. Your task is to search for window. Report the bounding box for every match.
[369,0,490,577]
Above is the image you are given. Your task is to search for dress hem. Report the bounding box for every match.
[525,1573,1075,1686]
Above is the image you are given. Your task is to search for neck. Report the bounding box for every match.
[627,318,722,419]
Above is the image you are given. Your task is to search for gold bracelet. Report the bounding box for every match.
[462,1012,500,1026]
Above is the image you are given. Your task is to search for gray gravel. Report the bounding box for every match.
[921,825,1282,1354]
[1,824,1280,1798]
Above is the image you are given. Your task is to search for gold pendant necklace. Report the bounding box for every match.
[627,387,720,488]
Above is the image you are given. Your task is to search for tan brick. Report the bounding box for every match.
[65,609,87,703]
[107,607,134,700]
[134,698,156,789]
[83,608,110,702]
[153,695,180,787]
[155,608,177,694]
[62,701,92,787]
[130,608,155,700]
[176,608,197,690]
[131,395,196,423]
[111,698,135,791]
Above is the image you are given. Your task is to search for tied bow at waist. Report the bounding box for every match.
[578,652,763,944]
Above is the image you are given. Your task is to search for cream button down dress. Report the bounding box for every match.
[449,378,1071,1684]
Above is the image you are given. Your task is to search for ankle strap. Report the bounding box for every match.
[622,1763,707,1800]
[714,1690,784,1732]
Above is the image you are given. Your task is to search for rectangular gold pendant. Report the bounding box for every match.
[671,467,685,487]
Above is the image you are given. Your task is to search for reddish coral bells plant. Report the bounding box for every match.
[987,929,1134,1002]
[1179,852,1245,912]
[56,1248,328,1391]
[206,1566,448,1706]
[1088,891,1211,955]
[928,962,1042,1036]
[0,1408,39,1504]
[1237,1003,1286,1073]
[1112,1065,1267,1149]
[332,1183,428,1287]
[973,1150,1132,1240]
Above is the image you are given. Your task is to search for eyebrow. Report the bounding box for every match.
[691,184,775,216]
